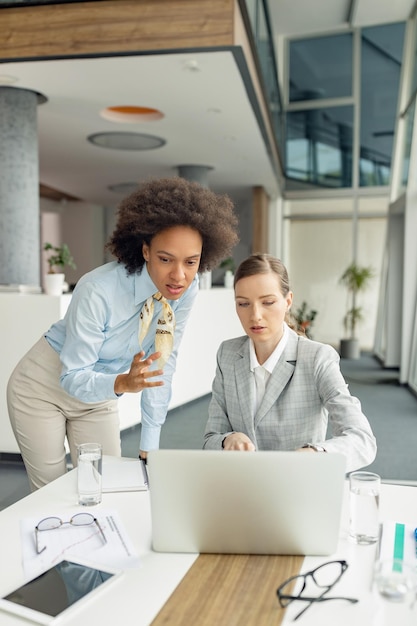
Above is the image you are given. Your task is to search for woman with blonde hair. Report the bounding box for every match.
[204,254,376,472]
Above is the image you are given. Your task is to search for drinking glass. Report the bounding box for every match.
[77,443,102,506]
[373,559,417,626]
[349,471,380,544]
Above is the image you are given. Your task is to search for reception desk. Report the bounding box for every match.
[0,288,242,453]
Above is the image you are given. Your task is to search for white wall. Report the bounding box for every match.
[285,195,388,350]
[40,198,106,288]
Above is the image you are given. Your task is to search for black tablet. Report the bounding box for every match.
[0,558,122,624]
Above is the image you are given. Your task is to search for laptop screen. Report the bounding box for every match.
[148,450,346,556]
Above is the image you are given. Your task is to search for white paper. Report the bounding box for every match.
[21,508,141,579]
[102,457,148,492]
[379,520,417,564]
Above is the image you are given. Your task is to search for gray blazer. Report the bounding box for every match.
[203,327,377,472]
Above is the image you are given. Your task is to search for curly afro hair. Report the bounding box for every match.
[106,177,239,274]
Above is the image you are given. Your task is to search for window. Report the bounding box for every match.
[286,106,353,187]
[289,34,353,102]
[285,25,405,189]
[360,23,405,187]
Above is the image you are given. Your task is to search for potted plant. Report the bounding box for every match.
[294,301,317,339]
[219,256,236,288]
[43,242,76,295]
[339,262,374,359]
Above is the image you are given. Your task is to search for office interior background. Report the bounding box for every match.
[0,1,417,432]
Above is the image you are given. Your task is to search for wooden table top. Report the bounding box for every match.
[152,553,303,625]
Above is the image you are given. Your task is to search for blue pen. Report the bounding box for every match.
[415,528,417,557]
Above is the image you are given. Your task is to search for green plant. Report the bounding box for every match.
[44,242,76,274]
[339,263,374,339]
[219,256,236,273]
[294,301,317,339]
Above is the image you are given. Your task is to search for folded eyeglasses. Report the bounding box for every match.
[277,560,358,620]
[35,513,106,554]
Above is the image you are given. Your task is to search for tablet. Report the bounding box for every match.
[0,558,122,624]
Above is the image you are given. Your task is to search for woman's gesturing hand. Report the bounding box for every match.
[114,351,164,394]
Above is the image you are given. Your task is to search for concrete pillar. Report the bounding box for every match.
[0,86,46,287]
[177,165,213,188]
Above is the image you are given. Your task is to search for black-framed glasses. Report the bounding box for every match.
[35,513,107,554]
[277,560,358,621]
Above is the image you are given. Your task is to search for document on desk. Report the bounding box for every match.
[102,457,148,492]
[21,508,141,580]
[379,520,417,564]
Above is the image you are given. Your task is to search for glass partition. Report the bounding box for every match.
[409,311,417,395]
[289,34,353,102]
[243,0,284,163]
[286,106,353,187]
[286,23,405,190]
[401,100,416,187]
[360,23,405,187]
[398,17,417,193]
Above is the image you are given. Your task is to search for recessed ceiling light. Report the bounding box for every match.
[100,106,164,123]
[87,132,166,151]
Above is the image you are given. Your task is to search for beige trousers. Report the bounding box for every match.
[7,336,121,491]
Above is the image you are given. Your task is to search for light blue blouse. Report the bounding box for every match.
[45,261,198,450]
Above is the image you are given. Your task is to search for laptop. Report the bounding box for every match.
[147,449,346,556]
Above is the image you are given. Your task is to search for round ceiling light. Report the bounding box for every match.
[87,132,166,151]
[100,105,164,123]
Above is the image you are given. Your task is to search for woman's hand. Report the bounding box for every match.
[222,432,256,451]
[114,351,164,394]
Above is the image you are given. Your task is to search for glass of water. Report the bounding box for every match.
[373,559,417,626]
[77,442,102,506]
[349,471,380,544]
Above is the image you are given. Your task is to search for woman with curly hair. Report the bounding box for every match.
[8,177,239,490]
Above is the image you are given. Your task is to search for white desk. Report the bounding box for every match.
[0,462,197,626]
[0,461,416,625]
[281,482,417,625]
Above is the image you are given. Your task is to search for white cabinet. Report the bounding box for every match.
[1,289,242,453]
[0,294,71,453]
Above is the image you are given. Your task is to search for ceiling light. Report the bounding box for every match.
[100,106,164,123]
[87,132,166,151]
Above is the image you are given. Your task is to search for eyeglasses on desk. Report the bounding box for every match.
[277,559,359,620]
[35,513,106,554]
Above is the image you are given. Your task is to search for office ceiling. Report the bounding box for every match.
[0,0,415,208]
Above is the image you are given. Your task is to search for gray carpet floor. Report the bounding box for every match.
[1,352,416,511]
[122,352,417,482]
